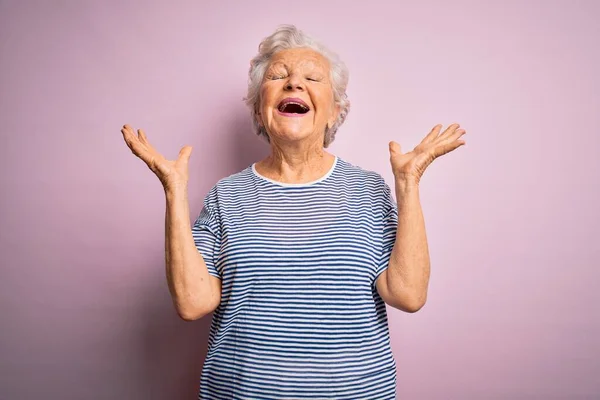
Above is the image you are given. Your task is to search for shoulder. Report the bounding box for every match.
[214,166,254,190]
[336,157,389,188]
[201,165,254,205]
[336,158,395,211]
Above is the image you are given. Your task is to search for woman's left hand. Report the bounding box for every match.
[389,123,466,185]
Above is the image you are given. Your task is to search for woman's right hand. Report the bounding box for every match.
[121,124,192,192]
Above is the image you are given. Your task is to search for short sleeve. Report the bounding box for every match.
[191,189,222,280]
[374,179,398,285]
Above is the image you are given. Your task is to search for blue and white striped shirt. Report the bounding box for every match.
[192,156,398,400]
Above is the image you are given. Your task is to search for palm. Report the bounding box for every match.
[120,124,192,190]
[390,123,466,184]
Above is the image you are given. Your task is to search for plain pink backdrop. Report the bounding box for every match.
[1,1,599,399]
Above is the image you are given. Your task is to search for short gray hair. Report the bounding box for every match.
[244,25,350,148]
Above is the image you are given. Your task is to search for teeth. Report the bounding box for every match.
[279,101,309,112]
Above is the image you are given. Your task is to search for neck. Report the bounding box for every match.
[256,138,335,184]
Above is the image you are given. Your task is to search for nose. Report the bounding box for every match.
[284,74,304,91]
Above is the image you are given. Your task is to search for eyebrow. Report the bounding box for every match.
[268,62,288,69]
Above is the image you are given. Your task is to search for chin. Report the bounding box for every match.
[268,126,315,142]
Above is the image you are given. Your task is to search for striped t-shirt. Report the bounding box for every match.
[192,156,398,400]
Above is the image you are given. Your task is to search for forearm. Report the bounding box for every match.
[164,187,214,319]
[386,180,431,310]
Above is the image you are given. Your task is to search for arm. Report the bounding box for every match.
[376,123,466,312]
[165,186,222,321]
[376,181,430,313]
[120,124,221,321]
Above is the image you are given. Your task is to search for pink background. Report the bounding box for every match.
[1,1,599,399]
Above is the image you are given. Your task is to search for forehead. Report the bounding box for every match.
[268,48,330,71]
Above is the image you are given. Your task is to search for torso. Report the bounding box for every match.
[198,157,397,400]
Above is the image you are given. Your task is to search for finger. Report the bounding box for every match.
[439,123,460,140]
[121,127,141,149]
[389,141,403,156]
[439,128,466,145]
[122,125,141,146]
[124,124,136,136]
[121,127,152,163]
[137,128,161,155]
[420,124,442,145]
[121,126,139,147]
[451,129,467,141]
[138,128,149,145]
[435,140,465,157]
[178,145,193,164]
[121,124,135,139]
[137,128,157,151]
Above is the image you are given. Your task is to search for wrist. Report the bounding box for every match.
[394,177,419,192]
[164,184,188,199]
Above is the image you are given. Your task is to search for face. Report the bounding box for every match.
[257,48,339,144]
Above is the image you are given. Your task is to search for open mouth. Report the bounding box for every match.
[277,98,310,115]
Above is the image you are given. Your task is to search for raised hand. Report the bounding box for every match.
[120,124,192,192]
[389,123,466,185]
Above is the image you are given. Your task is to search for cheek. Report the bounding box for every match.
[313,89,335,118]
[260,84,279,110]
[259,88,267,110]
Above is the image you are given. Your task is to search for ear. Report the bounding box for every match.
[255,109,263,128]
[327,103,341,130]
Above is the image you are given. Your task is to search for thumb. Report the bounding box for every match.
[178,145,193,164]
[389,141,403,156]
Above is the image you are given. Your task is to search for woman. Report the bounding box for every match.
[121,25,466,400]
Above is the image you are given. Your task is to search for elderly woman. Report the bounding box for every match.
[121,25,465,400]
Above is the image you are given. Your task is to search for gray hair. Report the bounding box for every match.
[244,25,350,148]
